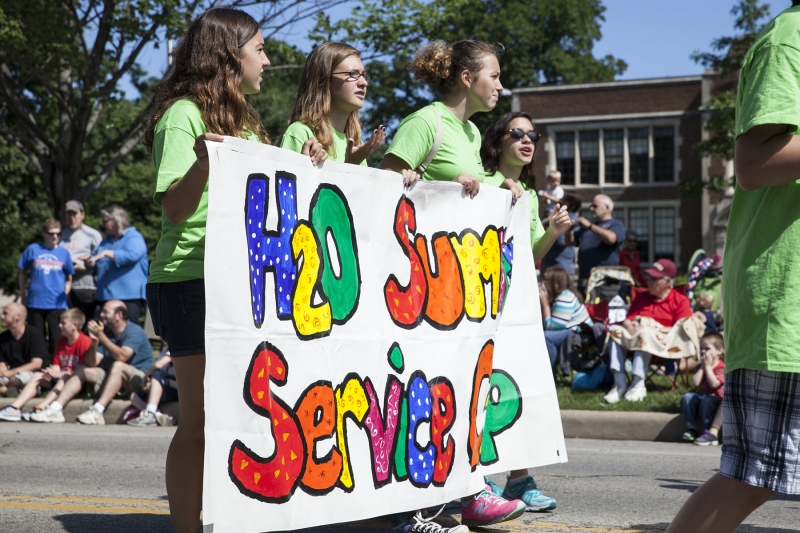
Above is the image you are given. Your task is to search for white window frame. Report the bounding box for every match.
[546,119,682,187]
[579,200,682,266]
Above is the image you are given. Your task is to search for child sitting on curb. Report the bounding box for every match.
[126,348,177,427]
[681,332,725,443]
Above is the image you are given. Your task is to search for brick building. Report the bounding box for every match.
[512,73,731,271]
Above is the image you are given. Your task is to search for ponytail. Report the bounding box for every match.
[409,40,497,97]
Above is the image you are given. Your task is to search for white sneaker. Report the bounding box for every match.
[0,406,21,422]
[603,386,626,404]
[624,385,647,402]
[77,407,105,425]
[31,407,65,423]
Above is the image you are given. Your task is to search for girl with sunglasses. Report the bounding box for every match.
[381,40,516,198]
[482,112,573,263]
[142,8,325,531]
[479,111,573,514]
[281,42,387,166]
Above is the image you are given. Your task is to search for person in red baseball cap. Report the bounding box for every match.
[603,258,692,403]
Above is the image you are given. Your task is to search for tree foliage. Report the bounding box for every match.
[312,0,627,132]
[688,0,773,192]
[0,0,345,220]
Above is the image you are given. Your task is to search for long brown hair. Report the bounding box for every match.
[143,8,269,151]
[543,267,582,305]
[286,42,363,158]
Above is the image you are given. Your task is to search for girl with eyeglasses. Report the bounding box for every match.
[479,111,572,514]
[482,112,573,263]
[141,8,325,531]
[381,40,512,198]
[281,42,387,166]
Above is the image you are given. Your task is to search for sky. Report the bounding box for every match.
[123,0,791,96]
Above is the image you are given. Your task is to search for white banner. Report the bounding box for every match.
[202,138,566,532]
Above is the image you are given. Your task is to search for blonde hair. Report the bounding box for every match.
[287,42,363,158]
[547,170,562,183]
[42,219,61,233]
[60,308,86,330]
[409,40,497,97]
[695,293,714,311]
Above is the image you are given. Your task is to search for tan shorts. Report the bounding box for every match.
[91,365,146,398]
[14,371,34,386]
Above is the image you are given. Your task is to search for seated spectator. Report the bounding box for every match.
[0,303,46,409]
[694,397,723,447]
[693,293,718,333]
[82,205,149,324]
[603,259,693,403]
[0,309,93,422]
[18,218,75,353]
[539,267,593,368]
[618,231,646,286]
[541,194,581,275]
[681,332,725,443]
[127,349,177,427]
[60,200,103,322]
[31,300,153,424]
[574,194,626,290]
[537,170,564,218]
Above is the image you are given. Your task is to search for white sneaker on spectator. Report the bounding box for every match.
[603,386,626,404]
[77,407,105,425]
[624,385,647,402]
[0,406,21,422]
[31,406,65,423]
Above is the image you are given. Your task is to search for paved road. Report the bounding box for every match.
[0,424,797,532]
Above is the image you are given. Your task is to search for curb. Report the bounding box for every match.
[0,397,687,441]
[0,398,179,425]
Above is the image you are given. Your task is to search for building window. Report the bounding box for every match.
[628,128,649,184]
[653,126,675,182]
[579,130,599,185]
[653,207,675,261]
[627,208,650,261]
[604,129,624,184]
[556,132,575,185]
[552,124,677,186]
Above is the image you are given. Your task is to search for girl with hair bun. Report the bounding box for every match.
[141,8,325,531]
[381,40,518,199]
[382,40,529,532]
[281,41,388,166]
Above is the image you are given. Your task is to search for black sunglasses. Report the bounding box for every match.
[331,70,371,82]
[508,128,541,143]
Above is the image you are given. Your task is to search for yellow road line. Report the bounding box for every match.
[487,520,660,533]
[0,493,169,507]
[0,501,169,515]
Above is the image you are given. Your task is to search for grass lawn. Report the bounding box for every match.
[556,373,691,413]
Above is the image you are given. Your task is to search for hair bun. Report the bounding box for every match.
[409,41,452,88]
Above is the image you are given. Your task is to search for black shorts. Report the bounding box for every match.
[146,279,205,358]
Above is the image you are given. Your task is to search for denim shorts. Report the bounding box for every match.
[146,279,205,357]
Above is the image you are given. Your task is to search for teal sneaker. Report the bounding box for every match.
[484,477,505,497]
[503,475,556,512]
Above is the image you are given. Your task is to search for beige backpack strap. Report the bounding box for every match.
[415,107,443,175]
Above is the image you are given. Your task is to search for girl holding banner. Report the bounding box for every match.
[281,42,385,166]
[382,40,528,530]
[142,8,326,532]
[480,111,574,512]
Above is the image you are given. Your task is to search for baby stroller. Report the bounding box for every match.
[584,266,636,306]
[686,249,722,308]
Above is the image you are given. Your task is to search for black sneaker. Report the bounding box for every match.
[681,429,698,442]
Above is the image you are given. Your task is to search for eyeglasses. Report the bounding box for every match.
[47,231,61,236]
[508,128,541,143]
[331,70,371,82]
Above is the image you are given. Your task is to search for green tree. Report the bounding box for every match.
[688,0,773,193]
[0,0,347,220]
[312,0,626,132]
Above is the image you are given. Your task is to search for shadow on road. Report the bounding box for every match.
[54,513,172,533]
[635,524,800,533]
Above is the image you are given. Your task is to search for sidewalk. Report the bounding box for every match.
[0,397,685,441]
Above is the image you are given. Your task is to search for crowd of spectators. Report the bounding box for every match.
[0,201,172,426]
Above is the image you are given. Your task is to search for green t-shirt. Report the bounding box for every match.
[149,99,259,283]
[280,121,367,166]
[485,171,545,247]
[386,102,485,182]
[723,6,800,373]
